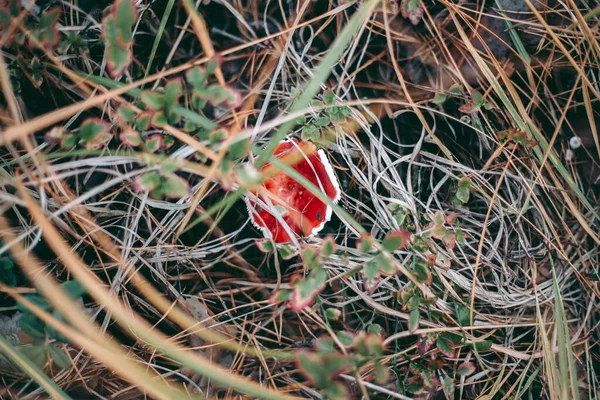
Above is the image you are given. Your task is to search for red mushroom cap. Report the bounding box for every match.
[245,138,341,243]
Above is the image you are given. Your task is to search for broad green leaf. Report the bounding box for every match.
[432,92,447,105]
[324,308,341,321]
[456,361,475,377]
[413,261,432,284]
[20,344,47,369]
[289,267,327,311]
[400,0,423,25]
[78,118,109,142]
[454,302,471,327]
[133,172,161,192]
[48,346,72,370]
[145,134,163,153]
[363,260,380,293]
[59,280,85,299]
[119,129,142,147]
[162,174,189,198]
[140,91,164,111]
[468,340,492,352]
[382,230,410,252]
[408,308,420,333]
[321,237,335,257]
[436,335,454,357]
[103,0,137,78]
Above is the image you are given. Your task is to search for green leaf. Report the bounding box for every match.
[321,237,335,257]
[456,177,472,203]
[382,230,410,252]
[432,92,447,105]
[33,6,61,47]
[323,381,348,400]
[163,79,183,112]
[323,90,335,105]
[269,289,291,303]
[141,91,165,111]
[400,0,423,25]
[454,302,471,327]
[278,245,297,260]
[134,111,152,131]
[133,172,161,192]
[468,340,492,352]
[61,134,77,149]
[186,66,208,90]
[405,378,424,394]
[301,123,319,141]
[472,90,484,109]
[46,310,69,343]
[373,361,389,384]
[357,236,374,254]
[227,138,249,160]
[374,253,395,275]
[48,345,71,370]
[119,129,142,147]
[78,118,110,142]
[413,261,432,284]
[314,116,330,127]
[449,83,463,94]
[103,0,137,78]
[436,335,454,357]
[145,134,163,153]
[206,57,219,76]
[408,308,420,333]
[289,267,327,311]
[336,331,354,347]
[456,361,475,377]
[324,308,341,321]
[19,344,47,369]
[353,332,384,357]
[150,111,169,128]
[59,280,85,299]
[162,174,189,198]
[455,228,467,245]
[19,313,47,342]
[363,260,380,293]
[441,374,454,396]
[84,133,112,150]
[432,211,445,226]
[256,239,274,253]
[118,105,137,123]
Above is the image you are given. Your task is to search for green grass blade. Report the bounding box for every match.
[450,14,597,220]
[493,0,531,65]
[552,269,580,400]
[143,0,177,82]
[0,336,73,400]
[254,0,377,168]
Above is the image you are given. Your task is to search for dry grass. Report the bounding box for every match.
[0,0,599,399]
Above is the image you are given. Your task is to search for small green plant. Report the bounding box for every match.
[400,0,424,25]
[358,230,410,292]
[300,89,351,141]
[29,6,61,48]
[296,331,389,399]
[45,118,112,150]
[498,128,539,148]
[103,0,138,78]
[14,281,84,370]
[133,160,189,200]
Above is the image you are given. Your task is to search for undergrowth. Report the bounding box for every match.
[0,0,599,399]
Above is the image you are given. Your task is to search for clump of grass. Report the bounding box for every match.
[0,0,599,399]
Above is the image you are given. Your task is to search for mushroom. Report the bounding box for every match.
[245,138,341,243]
